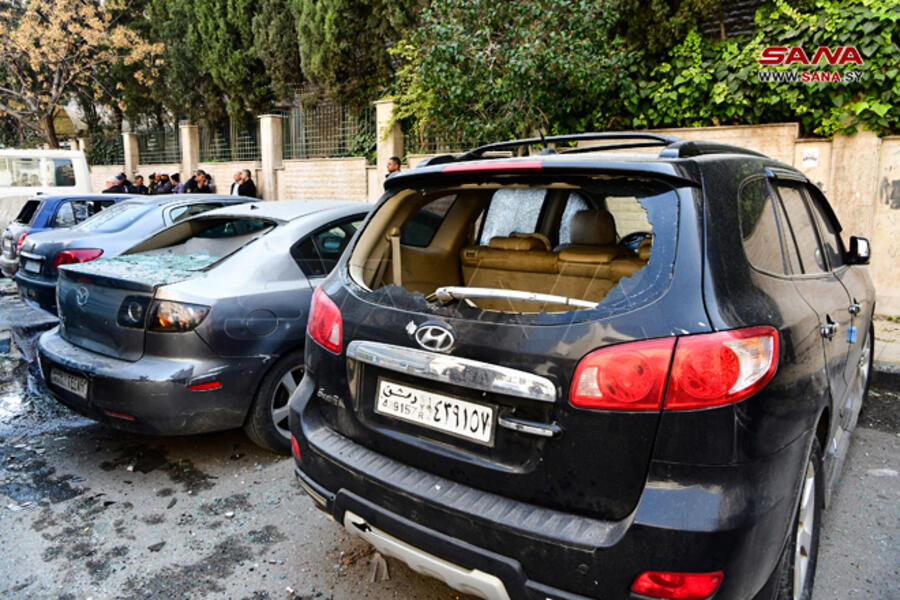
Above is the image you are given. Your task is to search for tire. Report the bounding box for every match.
[243,350,305,454]
[858,323,874,407]
[766,438,824,600]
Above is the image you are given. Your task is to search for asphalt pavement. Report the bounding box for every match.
[0,316,896,599]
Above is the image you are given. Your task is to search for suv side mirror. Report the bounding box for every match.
[847,236,870,264]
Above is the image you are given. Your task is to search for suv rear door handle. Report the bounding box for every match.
[848,300,861,315]
[820,317,839,339]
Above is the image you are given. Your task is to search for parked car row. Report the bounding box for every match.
[4,133,874,600]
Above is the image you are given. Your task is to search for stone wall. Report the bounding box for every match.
[88,165,125,192]
[275,158,368,202]
[198,162,259,196]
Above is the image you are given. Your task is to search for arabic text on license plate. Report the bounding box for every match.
[374,379,494,445]
[50,369,88,399]
[23,259,41,273]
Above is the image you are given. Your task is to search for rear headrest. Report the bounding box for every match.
[638,237,652,260]
[509,232,551,251]
[488,236,547,251]
[571,210,616,246]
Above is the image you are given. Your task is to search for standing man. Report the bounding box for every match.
[103,176,125,193]
[152,172,173,194]
[184,170,203,193]
[237,169,257,198]
[386,156,401,177]
[172,173,185,193]
[129,175,148,194]
[230,171,242,195]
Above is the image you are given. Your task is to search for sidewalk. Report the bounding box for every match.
[874,316,900,389]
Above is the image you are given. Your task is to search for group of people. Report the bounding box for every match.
[103,168,258,198]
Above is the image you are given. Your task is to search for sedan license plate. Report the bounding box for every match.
[375,379,494,445]
[50,369,88,399]
[23,259,41,273]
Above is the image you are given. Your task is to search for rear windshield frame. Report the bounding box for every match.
[345,174,683,325]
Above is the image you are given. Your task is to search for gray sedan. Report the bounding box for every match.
[37,200,370,453]
[16,194,255,314]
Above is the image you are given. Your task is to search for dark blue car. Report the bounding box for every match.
[0,193,135,278]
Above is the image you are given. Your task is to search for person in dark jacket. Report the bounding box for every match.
[237,169,257,198]
[172,173,186,193]
[103,176,125,193]
[128,174,149,195]
[184,170,204,193]
[152,173,174,194]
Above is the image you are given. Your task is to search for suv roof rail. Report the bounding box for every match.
[456,132,683,161]
[413,132,771,168]
[658,140,768,159]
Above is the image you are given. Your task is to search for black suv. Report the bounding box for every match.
[289,133,874,600]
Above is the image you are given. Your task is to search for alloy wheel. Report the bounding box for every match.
[793,459,816,599]
[271,365,304,440]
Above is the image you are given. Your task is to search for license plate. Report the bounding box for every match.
[375,379,494,445]
[50,369,88,399]
[23,258,41,273]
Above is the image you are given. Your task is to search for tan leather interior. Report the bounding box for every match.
[460,209,650,312]
[350,186,653,313]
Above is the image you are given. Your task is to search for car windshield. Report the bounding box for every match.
[72,202,153,233]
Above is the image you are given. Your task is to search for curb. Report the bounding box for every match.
[873,360,900,391]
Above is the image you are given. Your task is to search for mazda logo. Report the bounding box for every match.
[414,322,455,353]
[75,286,89,306]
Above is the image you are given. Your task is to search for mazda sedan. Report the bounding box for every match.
[38,200,369,453]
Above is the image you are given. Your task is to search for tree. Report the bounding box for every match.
[253,0,304,100]
[294,0,421,110]
[392,0,638,143]
[0,0,159,147]
[189,0,274,122]
[617,0,719,57]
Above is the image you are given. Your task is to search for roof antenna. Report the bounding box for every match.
[538,130,556,155]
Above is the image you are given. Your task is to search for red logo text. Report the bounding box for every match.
[758,46,864,66]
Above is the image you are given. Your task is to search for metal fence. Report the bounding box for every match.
[136,127,181,164]
[404,124,475,156]
[282,103,375,163]
[199,123,260,162]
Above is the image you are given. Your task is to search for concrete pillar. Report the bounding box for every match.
[122,132,139,174]
[180,122,200,177]
[258,114,283,201]
[374,99,403,177]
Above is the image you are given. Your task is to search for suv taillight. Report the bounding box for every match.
[308,287,342,353]
[631,570,723,599]
[570,326,778,411]
[16,232,28,252]
[52,248,103,269]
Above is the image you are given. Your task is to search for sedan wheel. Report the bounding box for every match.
[244,350,305,454]
[271,366,304,441]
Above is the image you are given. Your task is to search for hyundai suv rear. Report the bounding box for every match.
[289,133,874,600]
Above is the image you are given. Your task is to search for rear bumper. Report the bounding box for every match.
[0,254,17,278]
[14,271,57,314]
[37,327,268,435]
[290,372,810,600]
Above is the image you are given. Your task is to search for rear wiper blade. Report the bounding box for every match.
[430,286,597,309]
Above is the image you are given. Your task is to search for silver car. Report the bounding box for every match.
[37,200,370,453]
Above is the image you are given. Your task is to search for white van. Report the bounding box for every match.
[0,149,92,228]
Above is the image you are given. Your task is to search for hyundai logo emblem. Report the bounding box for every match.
[414,322,456,353]
[75,286,89,307]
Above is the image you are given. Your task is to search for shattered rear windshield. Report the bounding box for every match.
[347,177,680,323]
[73,203,152,233]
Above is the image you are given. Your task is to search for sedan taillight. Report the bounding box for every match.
[308,287,342,353]
[570,326,778,411]
[52,248,103,269]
